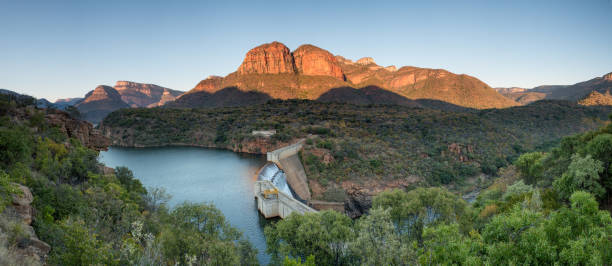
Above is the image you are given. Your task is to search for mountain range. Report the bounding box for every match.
[19,41,610,124]
[170,41,518,109]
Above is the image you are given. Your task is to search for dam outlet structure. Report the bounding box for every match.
[254,140,317,218]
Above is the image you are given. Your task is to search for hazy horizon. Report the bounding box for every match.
[2,0,611,101]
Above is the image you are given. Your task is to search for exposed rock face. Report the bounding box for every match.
[338,59,518,109]
[76,82,184,123]
[76,86,130,124]
[175,41,518,109]
[531,72,612,102]
[152,88,180,107]
[114,81,183,107]
[3,185,51,263]
[188,75,224,94]
[81,85,123,104]
[385,65,397,72]
[11,184,33,225]
[578,90,612,106]
[45,108,110,151]
[293,45,345,80]
[356,57,375,65]
[238,42,295,75]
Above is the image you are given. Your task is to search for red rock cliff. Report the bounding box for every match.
[293,44,345,80]
[238,41,295,74]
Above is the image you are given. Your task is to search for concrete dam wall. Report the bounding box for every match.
[255,139,316,219]
[266,139,311,200]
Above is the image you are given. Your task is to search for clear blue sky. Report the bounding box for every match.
[1,0,611,101]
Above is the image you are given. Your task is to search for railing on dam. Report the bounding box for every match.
[254,180,316,219]
[266,139,305,164]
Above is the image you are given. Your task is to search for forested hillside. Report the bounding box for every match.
[0,93,258,265]
[264,119,612,265]
[102,100,611,215]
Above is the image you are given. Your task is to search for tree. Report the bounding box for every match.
[48,218,115,265]
[553,154,605,201]
[544,191,612,265]
[265,210,354,265]
[481,206,553,264]
[585,133,612,190]
[0,127,32,168]
[502,180,533,200]
[372,187,471,244]
[350,207,416,265]
[159,202,251,265]
[419,223,483,265]
[515,152,545,185]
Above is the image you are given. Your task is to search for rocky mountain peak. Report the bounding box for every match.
[238,41,295,75]
[190,75,224,94]
[603,72,612,81]
[356,57,375,65]
[82,85,121,103]
[293,44,345,80]
[384,65,397,72]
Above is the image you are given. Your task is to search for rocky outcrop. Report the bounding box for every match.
[2,185,51,264]
[385,65,397,72]
[356,57,375,65]
[76,86,130,124]
[45,108,110,151]
[338,58,519,109]
[341,178,421,218]
[76,82,184,123]
[114,81,183,107]
[81,85,123,104]
[578,90,612,106]
[238,42,295,75]
[187,75,224,94]
[531,72,612,102]
[293,45,345,80]
[175,41,519,109]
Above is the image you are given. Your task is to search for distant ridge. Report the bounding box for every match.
[495,72,612,106]
[75,81,184,123]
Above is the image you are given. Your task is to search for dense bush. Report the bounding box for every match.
[102,100,611,191]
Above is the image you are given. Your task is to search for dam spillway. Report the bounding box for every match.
[256,163,294,197]
[255,140,316,218]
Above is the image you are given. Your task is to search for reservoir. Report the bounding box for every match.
[99,146,271,263]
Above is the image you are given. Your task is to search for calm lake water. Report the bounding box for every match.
[99,146,272,263]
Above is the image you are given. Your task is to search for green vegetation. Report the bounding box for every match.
[264,118,612,265]
[103,99,610,195]
[0,93,258,265]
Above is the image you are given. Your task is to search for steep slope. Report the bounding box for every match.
[337,56,518,109]
[174,41,517,109]
[75,81,184,123]
[75,85,130,124]
[533,72,612,102]
[578,90,612,106]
